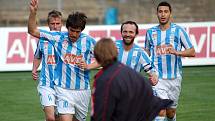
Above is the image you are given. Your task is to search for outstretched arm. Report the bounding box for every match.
[78,60,101,70]
[28,0,40,38]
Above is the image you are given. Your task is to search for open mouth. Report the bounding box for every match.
[161,18,166,21]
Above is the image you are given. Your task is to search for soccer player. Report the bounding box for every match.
[116,21,158,85]
[32,10,63,121]
[91,38,173,121]
[28,0,96,121]
[144,1,195,121]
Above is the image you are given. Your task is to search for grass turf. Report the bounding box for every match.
[0,65,214,121]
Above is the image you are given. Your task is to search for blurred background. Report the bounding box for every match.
[0,0,215,26]
[0,0,215,121]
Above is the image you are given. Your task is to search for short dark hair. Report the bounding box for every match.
[157,1,172,13]
[94,38,118,67]
[47,10,62,23]
[66,12,87,31]
[120,21,139,35]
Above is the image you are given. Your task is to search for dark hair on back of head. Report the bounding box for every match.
[66,12,87,31]
[120,21,139,35]
[157,1,172,13]
[47,10,62,23]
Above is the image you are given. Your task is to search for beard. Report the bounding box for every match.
[123,37,134,46]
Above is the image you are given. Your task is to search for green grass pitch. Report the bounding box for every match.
[0,66,214,121]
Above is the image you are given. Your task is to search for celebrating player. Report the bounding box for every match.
[144,1,195,121]
[28,0,96,121]
[116,21,158,85]
[32,10,63,121]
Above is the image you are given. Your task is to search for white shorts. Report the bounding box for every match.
[55,86,91,121]
[153,76,182,108]
[37,85,56,108]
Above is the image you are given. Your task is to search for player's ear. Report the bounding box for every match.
[170,13,172,18]
[170,14,173,22]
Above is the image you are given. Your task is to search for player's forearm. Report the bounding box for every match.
[32,58,41,72]
[32,58,41,80]
[87,61,101,70]
[176,47,195,57]
[28,3,40,38]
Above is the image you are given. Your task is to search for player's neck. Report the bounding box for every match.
[123,44,133,51]
[159,22,171,31]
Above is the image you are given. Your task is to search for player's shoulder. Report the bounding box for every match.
[40,29,63,35]
[133,44,144,52]
[80,33,96,41]
[147,25,160,32]
[115,40,122,44]
[133,43,141,49]
[115,40,123,47]
[171,23,185,31]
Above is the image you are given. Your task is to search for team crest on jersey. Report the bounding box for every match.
[62,40,68,49]
[131,51,138,66]
[152,33,157,41]
[131,56,137,64]
[82,46,86,52]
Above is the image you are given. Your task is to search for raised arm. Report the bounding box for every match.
[28,0,40,38]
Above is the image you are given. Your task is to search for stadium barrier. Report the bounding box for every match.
[0,22,215,71]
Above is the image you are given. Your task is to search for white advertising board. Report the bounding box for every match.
[0,22,215,71]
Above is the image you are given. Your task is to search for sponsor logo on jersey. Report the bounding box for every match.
[156,44,173,55]
[63,54,83,64]
[47,55,56,65]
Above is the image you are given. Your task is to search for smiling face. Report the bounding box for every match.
[157,6,171,26]
[121,24,137,46]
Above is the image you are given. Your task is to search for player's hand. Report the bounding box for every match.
[32,70,38,81]
[149,72,158,86]
[77,60,87,70]
[167,46,177,55]
[29,0,38,13]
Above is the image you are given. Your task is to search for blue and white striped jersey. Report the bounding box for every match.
[115,40,155,74]
[40,30,96,90]
[34,40,56,88]
[145,23,193,79]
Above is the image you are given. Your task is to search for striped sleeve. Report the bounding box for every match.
[144,30,151,51]
[179,27,193,49]
[89,36,96,58]
[34,41,42,59]
[39,29,61,43]
[140,50,156,74]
